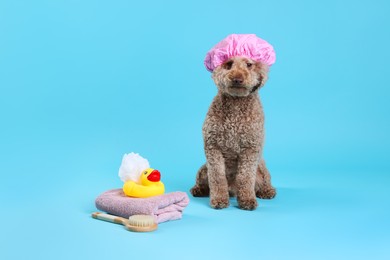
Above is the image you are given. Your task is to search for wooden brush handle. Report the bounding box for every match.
[92,212,127,225]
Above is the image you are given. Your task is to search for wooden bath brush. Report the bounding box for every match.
[92,212,158,232]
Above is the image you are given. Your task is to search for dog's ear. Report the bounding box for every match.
[251,62,269,93]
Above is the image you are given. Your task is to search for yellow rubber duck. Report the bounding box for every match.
[123,168,165,198]
[118,153,165,198]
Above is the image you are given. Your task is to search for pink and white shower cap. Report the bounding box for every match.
[204,34,276,72]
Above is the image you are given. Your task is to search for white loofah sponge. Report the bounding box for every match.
[118,153,150,184]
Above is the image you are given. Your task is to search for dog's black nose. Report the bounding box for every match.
[232,78,243,85]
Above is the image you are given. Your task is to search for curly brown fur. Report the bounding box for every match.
[190,57,276,210]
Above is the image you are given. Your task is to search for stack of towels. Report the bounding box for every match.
[95,189,189,224]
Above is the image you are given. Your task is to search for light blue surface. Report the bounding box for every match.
[1,0,389,259]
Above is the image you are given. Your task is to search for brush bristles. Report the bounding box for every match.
[128,215,156,227]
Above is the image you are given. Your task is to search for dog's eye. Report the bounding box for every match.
[223,61,233,70]
[246,63,253,68]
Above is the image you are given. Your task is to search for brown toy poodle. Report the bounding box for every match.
[190,54,276,210]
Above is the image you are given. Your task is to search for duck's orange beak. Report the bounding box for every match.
[147,170,161,182]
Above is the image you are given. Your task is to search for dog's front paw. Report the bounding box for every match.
[210,195,230,209]
[238,197,258,210]
[256,187,276,199]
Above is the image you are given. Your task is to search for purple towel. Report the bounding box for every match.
[95,189,190,224]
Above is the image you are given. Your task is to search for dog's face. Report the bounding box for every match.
[212,57,269,97]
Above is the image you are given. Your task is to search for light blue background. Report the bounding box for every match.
[1,0,389,259]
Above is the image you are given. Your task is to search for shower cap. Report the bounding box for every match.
[204,34,276,72]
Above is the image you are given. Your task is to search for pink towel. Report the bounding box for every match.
[95,189,190,224]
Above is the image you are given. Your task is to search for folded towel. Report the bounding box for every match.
[95,189,190,224]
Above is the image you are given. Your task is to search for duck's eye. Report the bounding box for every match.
[143,171,148,175]
[246,63,253,68]
[223,61,233,70]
